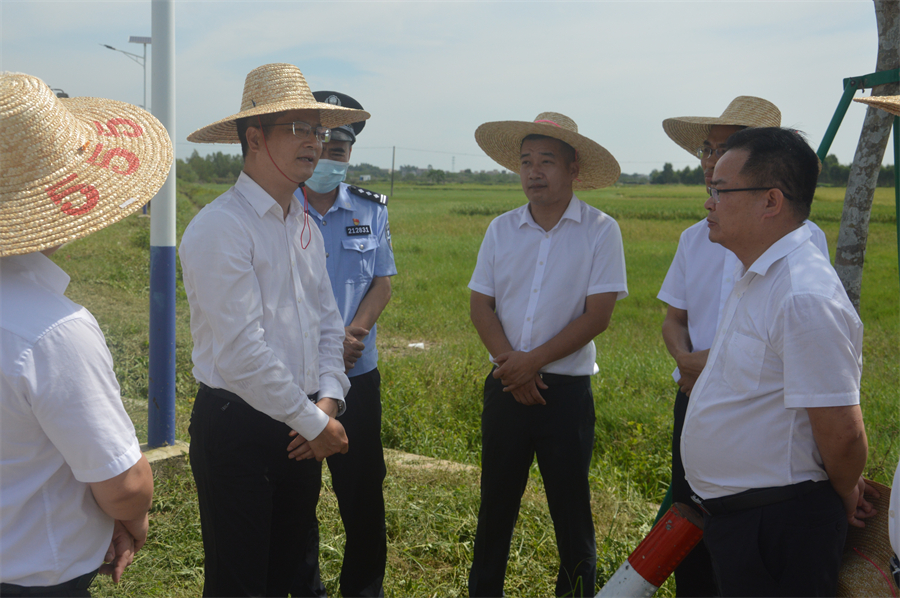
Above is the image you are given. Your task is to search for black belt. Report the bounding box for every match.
[695,480,829,516]
[199,383,318,406]
[537,372,590,386]
[0,569,98,597]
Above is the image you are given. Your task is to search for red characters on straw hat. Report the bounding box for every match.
[46,174,100,216]
[93,118,145,138]
[86,145,141,175]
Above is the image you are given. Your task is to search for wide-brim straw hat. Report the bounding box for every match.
[854,95,900,117]
[187,63,370,144]
[1,72,173,257]
[837,479,895,597]
[662,96,782,156]
[474,112,620,190]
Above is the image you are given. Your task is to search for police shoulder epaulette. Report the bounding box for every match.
[347,185,388,206]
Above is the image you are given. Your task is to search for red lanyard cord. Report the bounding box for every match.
[258,116,311,249]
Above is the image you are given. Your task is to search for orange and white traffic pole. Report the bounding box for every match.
[596,503,704,597]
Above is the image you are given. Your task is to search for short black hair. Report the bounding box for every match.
[724,127,818,221]
[520,134,576,166]
[236,112,281,159]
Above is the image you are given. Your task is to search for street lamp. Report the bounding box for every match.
[100,35,151,109]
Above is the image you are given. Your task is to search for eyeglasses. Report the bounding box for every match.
[265,121,331,143]
[709,187,786,203]
[696,147,727,160]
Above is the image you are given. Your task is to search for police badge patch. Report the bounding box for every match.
[346,224,372,236]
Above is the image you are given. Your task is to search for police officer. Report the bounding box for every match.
[295,91,396,597]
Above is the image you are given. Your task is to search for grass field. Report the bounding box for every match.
[57,181,897,597]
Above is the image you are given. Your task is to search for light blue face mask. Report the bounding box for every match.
[306,159,350,194]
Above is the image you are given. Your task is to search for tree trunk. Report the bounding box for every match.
[833,0,899,312]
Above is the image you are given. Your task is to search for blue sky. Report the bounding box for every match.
[2,0,891,174]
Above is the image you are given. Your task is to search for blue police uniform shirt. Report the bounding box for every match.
[297,182,397,377]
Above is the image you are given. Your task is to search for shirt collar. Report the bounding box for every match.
[518,194,581,230]
[747,224,812,276]
[2,252,70,295]
[307,184,356,219]
[236,171,303,219]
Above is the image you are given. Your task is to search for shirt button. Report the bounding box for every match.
[533,289,537,293]
[545,234,549,239]
[539,261,544,265]
[325,252,330,258]
[322,220,327,226]
[527,317,531,321]
[304,332,308,338]
[359,244,364,249]
[298,298,302,303]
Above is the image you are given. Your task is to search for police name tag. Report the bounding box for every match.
[346,225,372,236]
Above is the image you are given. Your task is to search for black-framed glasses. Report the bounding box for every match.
[709,187,786,203]
[265,121,331,143]
[696,147,727,160]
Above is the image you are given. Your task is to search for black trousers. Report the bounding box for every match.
[0,570,97,597]
[296,368,387,597]
[702,482,847,597]
[469,372,596,597]
[189,386,324,597]
[671,389,719,597]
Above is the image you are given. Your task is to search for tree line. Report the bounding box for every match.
[649,154,895,187]
[176,150,895,187]
[176,151,520,186]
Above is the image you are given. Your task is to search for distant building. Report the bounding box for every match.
[359,174,372,182]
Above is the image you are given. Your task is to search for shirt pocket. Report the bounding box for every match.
[341,236,379,283]
[723,331,766,393]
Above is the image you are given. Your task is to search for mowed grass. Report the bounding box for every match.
[60,181,897,597]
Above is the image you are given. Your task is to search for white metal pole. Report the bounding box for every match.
[148,0,176,447]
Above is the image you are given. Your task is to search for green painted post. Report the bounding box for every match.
[817,80,861,162]
[816,69,900,161]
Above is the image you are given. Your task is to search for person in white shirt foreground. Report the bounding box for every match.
[179,63,369,597]
[657,95,829,597]
[0,72,171,596]
[681,126,878,597]
[468,112,627,597]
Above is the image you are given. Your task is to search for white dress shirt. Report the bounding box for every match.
[658,218,829,382]
[681,226,863,499]
[179,172,349,441]
[468,196,628,376]
[1,252,142,586]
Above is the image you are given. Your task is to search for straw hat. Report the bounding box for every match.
[187,63,370,144]
[474,112,620,190]
[854,95,900,117]
[837,479,896,597]
[0,72,173,257]
[662,96,782,157]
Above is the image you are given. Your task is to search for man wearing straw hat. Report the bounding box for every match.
[657,96,829,596]
[468,112,627,596]
[681,126,873,596]
[180,63,369,596]
[0,73,170,595]
[294,90,396,598]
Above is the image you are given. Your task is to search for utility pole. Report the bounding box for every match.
[147,0,176,447]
